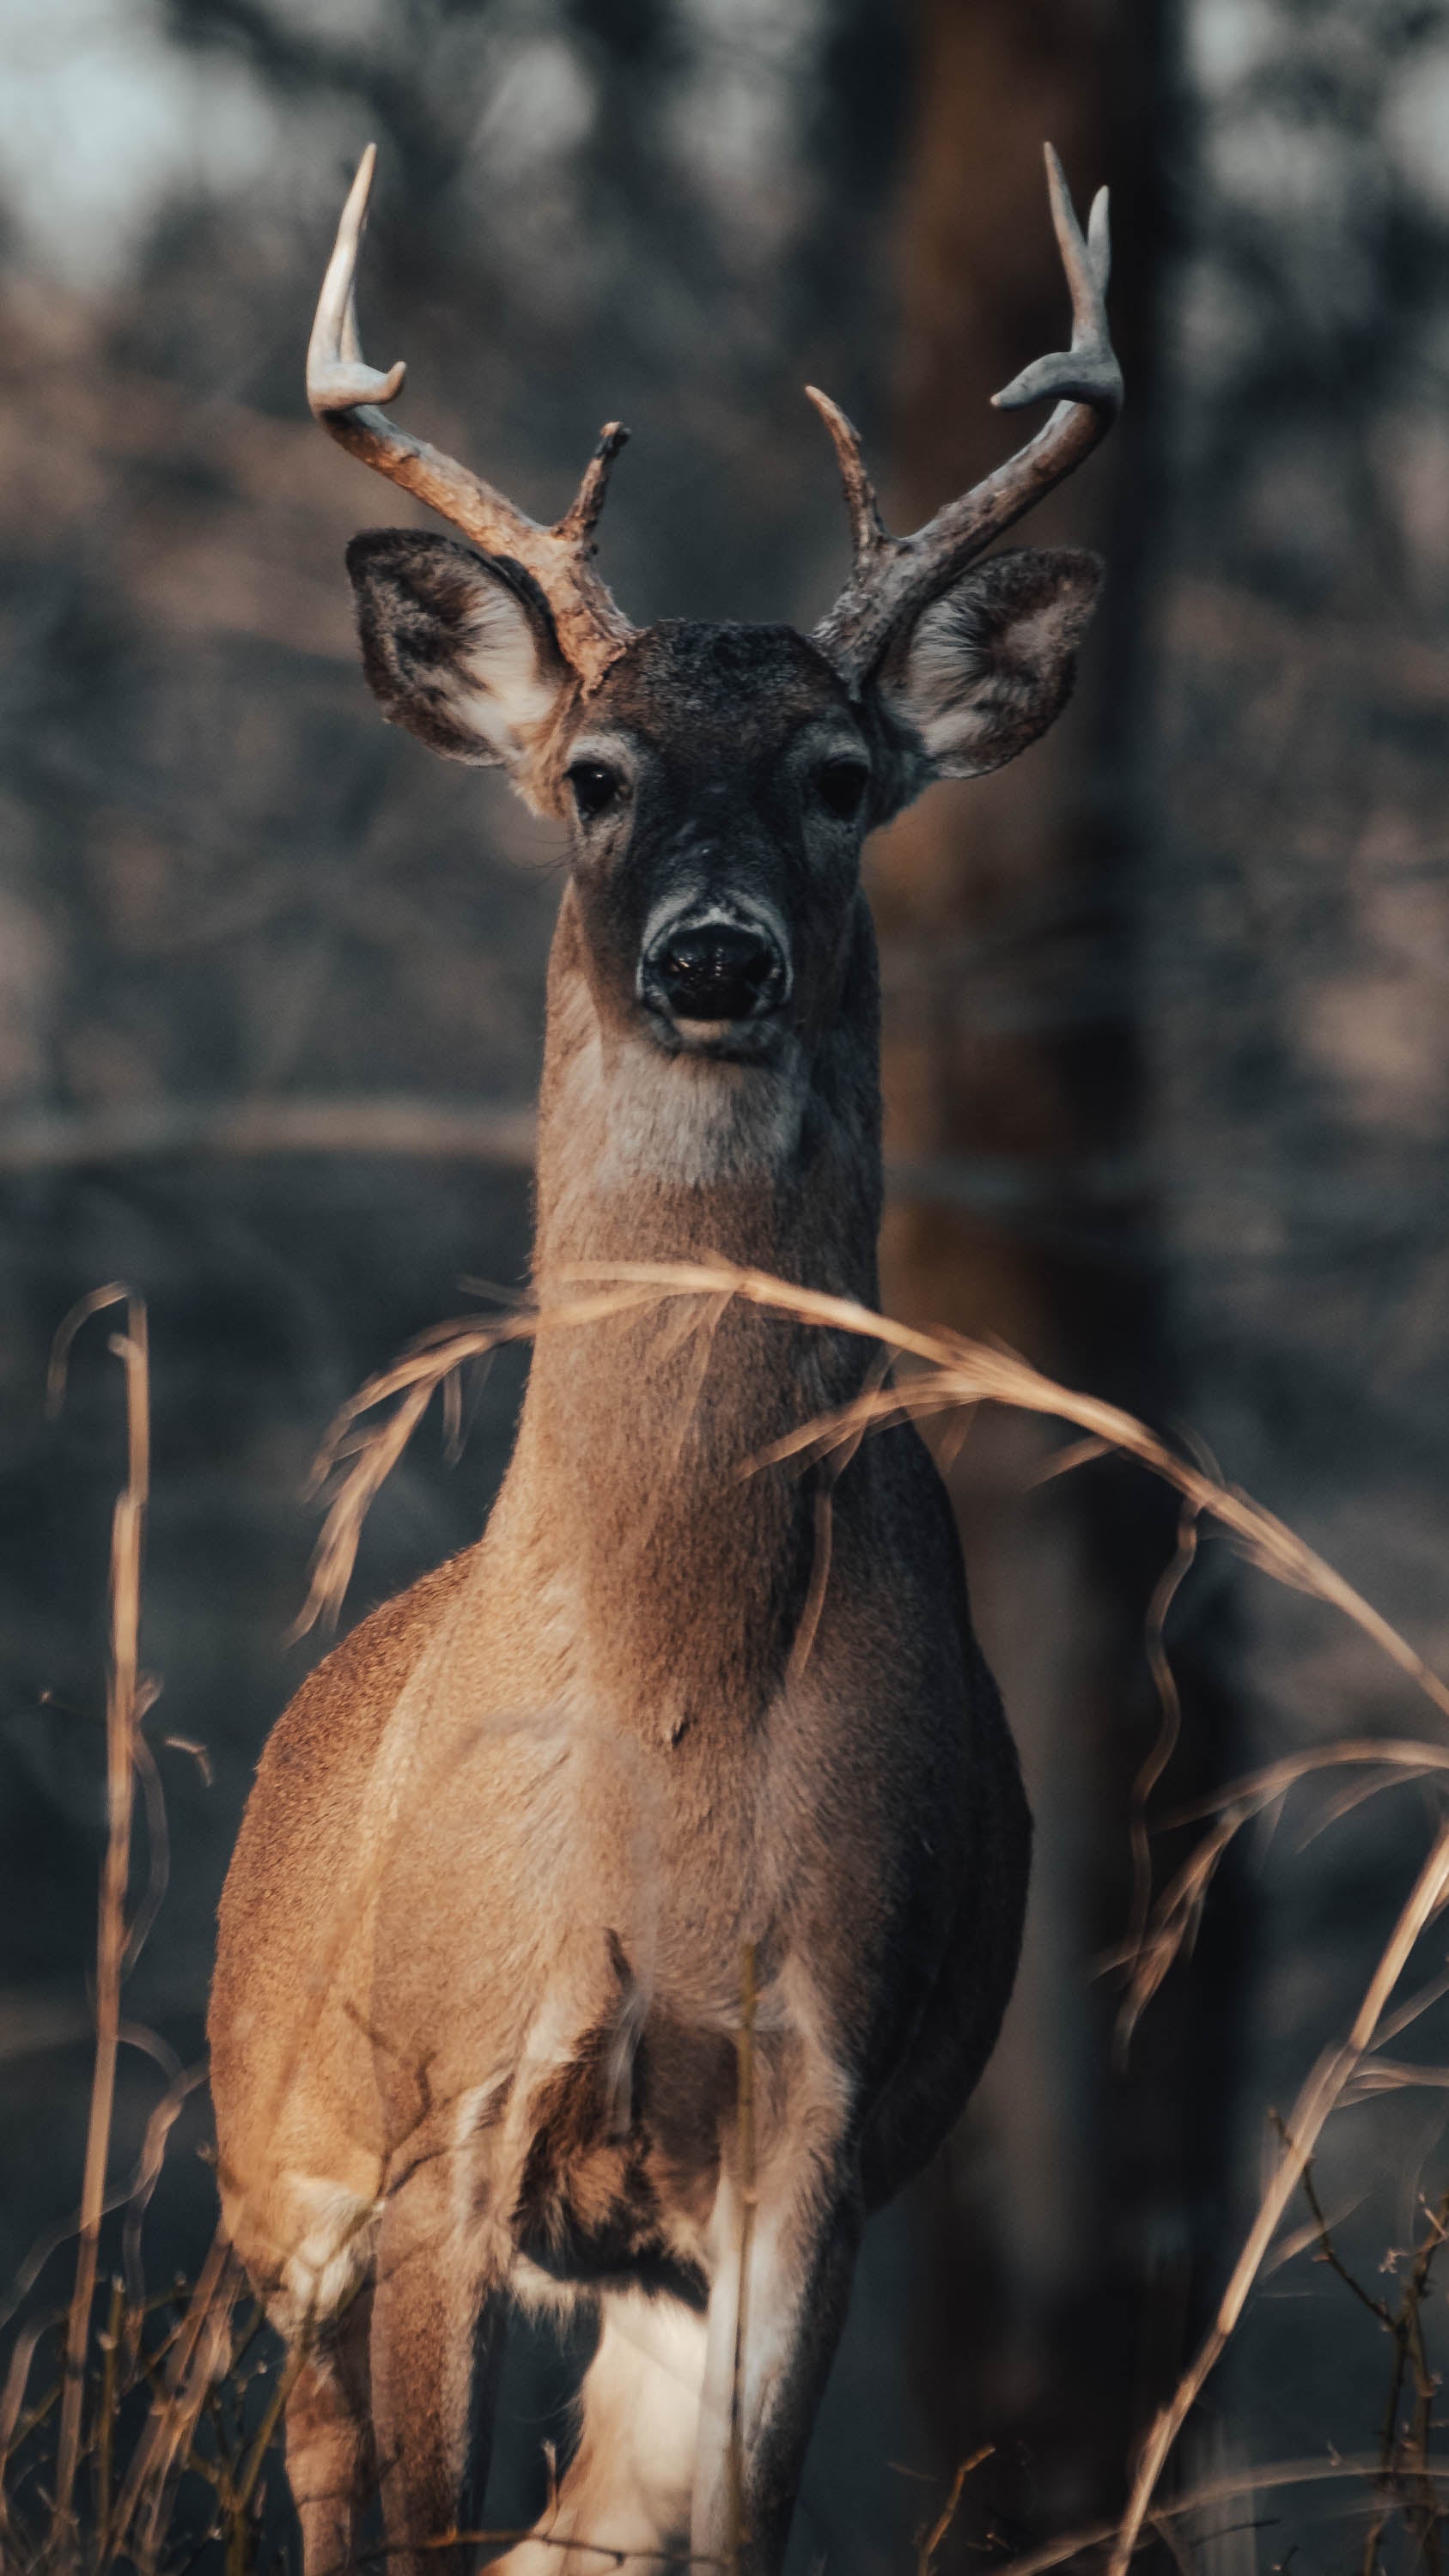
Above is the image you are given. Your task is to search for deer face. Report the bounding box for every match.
[545,618,872,1060]
[346,534,1101,1063]
[315,144,1117,1068]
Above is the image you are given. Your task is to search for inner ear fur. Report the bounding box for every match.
[345,530,576,794]
[879,548,1103,781]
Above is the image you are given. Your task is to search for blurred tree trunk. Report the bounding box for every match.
[877,0,1248,2543]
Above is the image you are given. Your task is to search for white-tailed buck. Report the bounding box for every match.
[210,141,1120,2576]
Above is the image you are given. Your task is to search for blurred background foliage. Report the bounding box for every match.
[1,0,1448,2565]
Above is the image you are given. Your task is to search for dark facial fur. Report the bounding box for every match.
[345,532,1101,1060]
[555,623,904,1058]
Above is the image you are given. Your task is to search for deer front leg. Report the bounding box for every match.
[283,2287,375,2576]
[693,2155,864,2576]
[369,2154,504,2576]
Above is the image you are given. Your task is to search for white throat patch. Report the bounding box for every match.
[593,1031,808,1188]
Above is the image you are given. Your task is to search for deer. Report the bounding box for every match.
[208,140,1120,2576]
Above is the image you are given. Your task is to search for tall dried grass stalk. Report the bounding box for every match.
[108,2236,237,2570]
[303,1261,1449,1738]
[914,2449,991,2576]
[46,1288,149,2555]
[1289,2152,1449,2573]
[1106,1814,1449,2576]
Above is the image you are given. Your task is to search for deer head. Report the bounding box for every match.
[311,145,1120,1064]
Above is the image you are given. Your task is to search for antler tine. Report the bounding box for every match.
[307,148,636,688]
[555,422,632,545]
[803,388,887,566]
[307,143,408,414]
[991,145,1122,416]
[811,143,1123,692]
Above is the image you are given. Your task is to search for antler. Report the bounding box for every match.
[808,144,1123,691]
[307,146,636,689]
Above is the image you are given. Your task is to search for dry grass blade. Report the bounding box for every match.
[0,2038,195,2351]
[301,1261,1449,1744]
[1105,1742,1449,2032]
[296,1288,667,1634]
[0,2309,65,2518]
[102,2233,237,2565]
[1117,1502,1200,2060]
[121,2062,210,2312]
[1107,1815,1449,2576]
[296,1373,440,1638]
[568,1261,1449,1723]
[787,1346,892,1688]
[915,2449,991,2576]
[48,1288,149,2555]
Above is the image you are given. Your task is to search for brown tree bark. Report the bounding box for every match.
[876,0,1246,2544]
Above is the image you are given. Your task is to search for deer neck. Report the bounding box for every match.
[501,883,884,1744]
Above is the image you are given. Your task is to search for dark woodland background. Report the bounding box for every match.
[2,0,1448,2565]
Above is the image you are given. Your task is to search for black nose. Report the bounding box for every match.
[651,922,786,1023]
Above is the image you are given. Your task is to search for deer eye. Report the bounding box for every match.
[568,761,621,820]
[814,758,869,822]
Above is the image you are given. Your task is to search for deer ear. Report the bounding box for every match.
[345,530,574,777]
[880,548,1103,780]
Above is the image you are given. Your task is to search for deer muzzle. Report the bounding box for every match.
[638,908,791,1043]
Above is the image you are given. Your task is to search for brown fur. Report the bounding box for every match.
[204,558,1103,2574]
